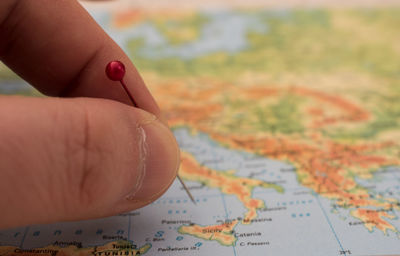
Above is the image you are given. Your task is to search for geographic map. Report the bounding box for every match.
[1,1,400,255]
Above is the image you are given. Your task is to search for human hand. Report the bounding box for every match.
[0,0,180,229]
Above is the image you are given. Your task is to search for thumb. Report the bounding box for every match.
[0,96,180,229]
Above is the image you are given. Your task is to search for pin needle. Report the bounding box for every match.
[105,60,196,205]
[177,175,196,205]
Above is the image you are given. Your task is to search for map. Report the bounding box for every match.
[1,1,400,255]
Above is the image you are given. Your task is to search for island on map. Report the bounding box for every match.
[178,220,239,246]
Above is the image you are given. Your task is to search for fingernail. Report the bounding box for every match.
[125,114,180,202]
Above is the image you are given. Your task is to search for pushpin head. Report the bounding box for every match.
[106,61,125,81]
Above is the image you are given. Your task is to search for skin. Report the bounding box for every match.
[0,0,180,229]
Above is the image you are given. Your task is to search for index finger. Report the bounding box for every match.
[0,0,163,119]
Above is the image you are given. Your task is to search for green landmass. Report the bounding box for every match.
[128,9,400,79]
[221,94,305,135]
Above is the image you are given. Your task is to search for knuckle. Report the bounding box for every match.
[59,104,108,210]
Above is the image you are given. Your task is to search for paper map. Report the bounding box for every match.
[1,1,400,255]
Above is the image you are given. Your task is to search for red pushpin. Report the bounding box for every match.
[105,60,197,205]
[106,60,138,107]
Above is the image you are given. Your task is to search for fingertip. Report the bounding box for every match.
[125,116,180,202]
[67,102,180,218]
[67,103,180,218]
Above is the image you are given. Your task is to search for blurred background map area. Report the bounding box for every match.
[1,0,400,255]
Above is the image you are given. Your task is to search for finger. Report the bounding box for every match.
[0,0,166,122]
[0,96,179,229]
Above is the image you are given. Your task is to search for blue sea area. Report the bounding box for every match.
[91,10,271,60]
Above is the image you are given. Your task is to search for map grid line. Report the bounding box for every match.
[212,139,238,256]
[220,192,238,256]
[314,193,346,255]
